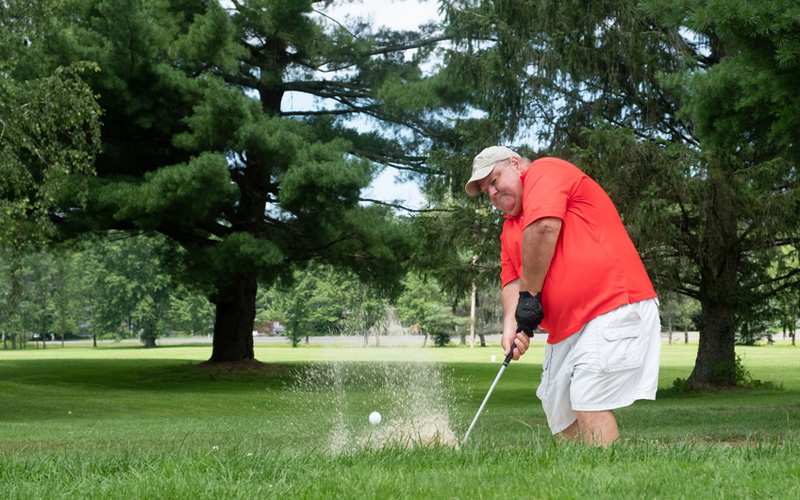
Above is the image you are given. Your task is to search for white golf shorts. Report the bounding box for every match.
[536,298,661,435]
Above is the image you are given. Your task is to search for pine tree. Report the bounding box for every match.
[3,1,456,363]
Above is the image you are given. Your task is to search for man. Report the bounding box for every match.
[465,146,661,446]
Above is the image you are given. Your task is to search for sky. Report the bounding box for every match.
[322,0,441,31]
[299,1,444,210]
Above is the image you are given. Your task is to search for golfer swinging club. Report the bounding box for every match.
[465,146,661,446]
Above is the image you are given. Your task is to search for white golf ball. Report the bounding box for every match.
[369,411,382,425]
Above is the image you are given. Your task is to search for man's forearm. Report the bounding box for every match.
[501,279,521,334]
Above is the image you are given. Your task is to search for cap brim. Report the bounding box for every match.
[465,164,495,196]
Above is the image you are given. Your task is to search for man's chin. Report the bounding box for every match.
[506,205,522,216]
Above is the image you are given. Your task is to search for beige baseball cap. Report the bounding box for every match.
[465,146,520,196]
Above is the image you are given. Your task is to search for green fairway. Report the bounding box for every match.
[1,340,799,499]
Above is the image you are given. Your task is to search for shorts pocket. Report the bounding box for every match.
[537,344,554,400]
[600,312,647,372]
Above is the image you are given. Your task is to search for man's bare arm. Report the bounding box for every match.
[520,217,562,293]
[502,279,521,337]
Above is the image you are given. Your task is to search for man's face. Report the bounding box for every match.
[476,158,523,216]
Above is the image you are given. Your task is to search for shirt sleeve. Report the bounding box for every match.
[521,159,579,227]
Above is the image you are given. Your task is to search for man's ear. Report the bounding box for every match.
[510,155,526,174]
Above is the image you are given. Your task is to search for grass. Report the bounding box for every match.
[1,340,799,499]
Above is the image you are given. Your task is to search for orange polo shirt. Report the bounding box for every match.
[500,158,656,344]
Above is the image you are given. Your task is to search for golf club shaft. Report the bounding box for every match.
[461,344,516,446]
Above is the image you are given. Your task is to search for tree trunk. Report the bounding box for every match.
[59,311,67,348]
[209,274,257,362]
[478,333,486,347]
[689,298,737,388]
[142,336,157,348]
[688,174,741,389]
[688,179,740,388]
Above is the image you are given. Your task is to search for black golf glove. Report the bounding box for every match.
[515,291,544,337]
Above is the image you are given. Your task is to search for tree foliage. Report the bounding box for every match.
[0,234,214,348]
[259,263,355,347]
[435,0,800,387]
[0,59,102,247]
[394,273,469,347]
[77,233,177,347]
[1,0,461,362]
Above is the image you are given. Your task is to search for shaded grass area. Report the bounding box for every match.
[1,342,799,498]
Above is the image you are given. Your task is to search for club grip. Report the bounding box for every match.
[503,343,516,366]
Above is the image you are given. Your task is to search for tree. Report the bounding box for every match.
[0,0,101,244]
[3,1,458,363]
[166,290,215,338]
[76,233,174,347]
[0,248,26,350]
[775,288,798,347]
[280,279,313,349]
[259,263,389,346]
[16,252,57,347]
[395,273,466,347]
[660,291,700,345]
[50,252,82,347]
[334,274,392,346]
[0,237,217,347]
[1,2,101,346]
[0,247,85,348]
[260,264,338,347]
[0,59,101,248]
[437,0,800,388]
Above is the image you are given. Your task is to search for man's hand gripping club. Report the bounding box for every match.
[504,291,544,361]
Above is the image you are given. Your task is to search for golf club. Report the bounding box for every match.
[461,329,531,446]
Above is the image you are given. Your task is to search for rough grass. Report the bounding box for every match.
[1,340,798,499]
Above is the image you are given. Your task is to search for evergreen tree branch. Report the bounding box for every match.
[358,198,451,214]
[368,34,450,56]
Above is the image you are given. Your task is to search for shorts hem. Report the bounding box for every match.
[550,417,577,435]
[572,393,657,412]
